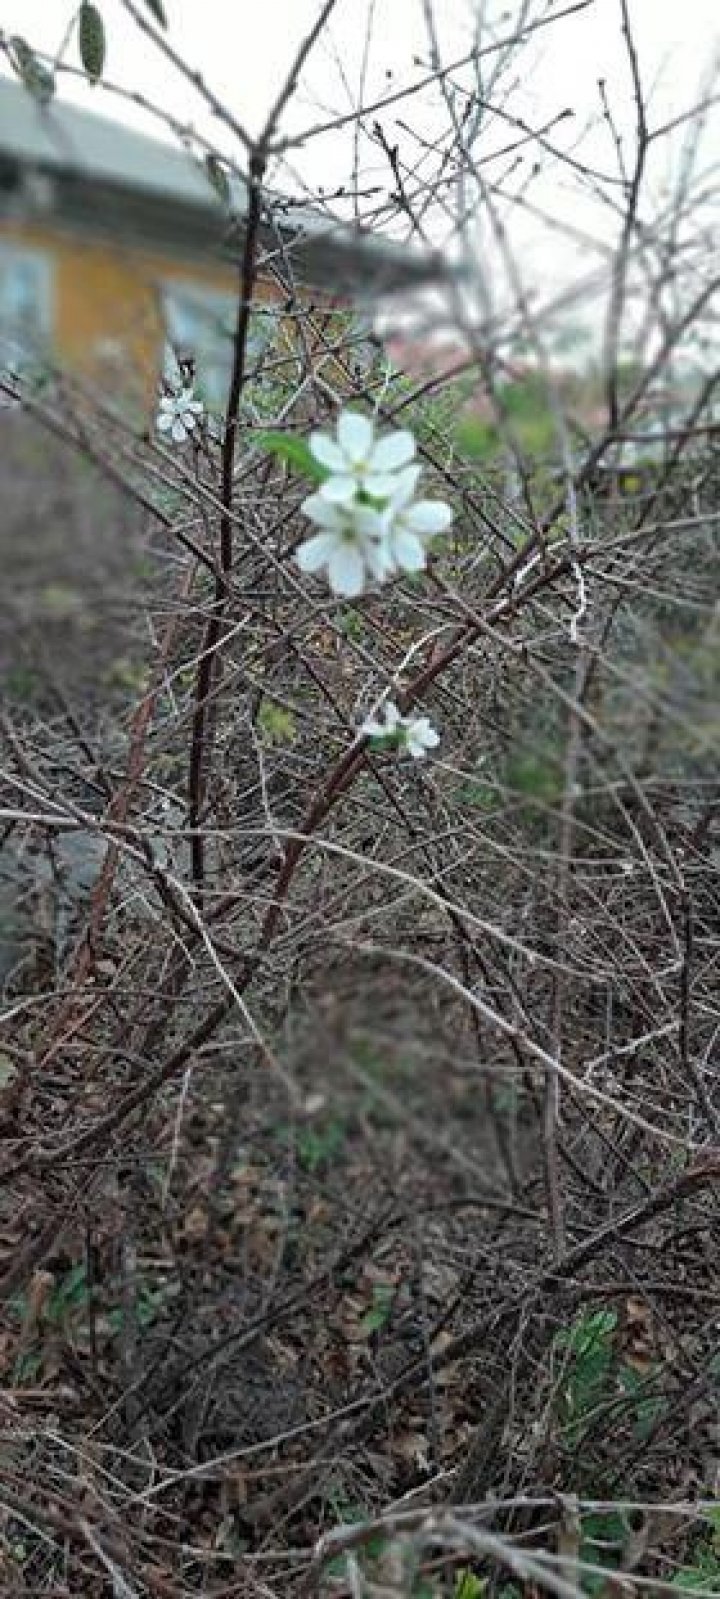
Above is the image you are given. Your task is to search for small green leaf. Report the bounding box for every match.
[338,610,365,640]
[618,1365,665,1442]
[254,430,325,482]
[456,780,496,810]
[507,752,563,805]
[49,1262,88,1321]
[360,1284,394,1337]
[578,1511,628,1596]
[13,1349,43,1384]
[79,3,106,83]
[295,1120,345,1172]
[9,36,55,105]
[205,154,231,206]
[455,1573,487,1599]
[360,1304,389,1335]
[141,0,168,26]
[257,699,296,744]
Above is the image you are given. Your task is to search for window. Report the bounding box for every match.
[161,281,274,411]
[0,244,52,377]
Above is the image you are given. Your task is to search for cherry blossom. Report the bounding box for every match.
[310,410,416,503]
[156,386,204,444]
[297,493,391,598]
[362,700,440,760]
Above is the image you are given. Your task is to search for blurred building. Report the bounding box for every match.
[0,75,449,410]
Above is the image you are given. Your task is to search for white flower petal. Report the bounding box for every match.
[319,474,357,504]
[390,526,426,573]
[309,432,346,472]
[415,718,440,747]
[328,542,366,597]
[157,386,203,443]
[405,716,440,758]
[365,537,395,581]
[296,531,336,573]
[363,700,402,737]
[388,464,423,511]
[353,505,385,538]
[364,471,400,500]
[337,410,374,464]
[301,493,343,529]
[369,429,416,472]
[382,701,402,732]
[403,499,454,536]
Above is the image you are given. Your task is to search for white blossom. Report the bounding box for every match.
[297,410,453,596]
[156,387,204,444]
[297,493,391,598]
[361,700,404,740]
[310,410,416,504]
[379,465,454,576]
[403,713,440,759]
[362,699,440,760]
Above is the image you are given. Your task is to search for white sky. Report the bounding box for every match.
[2,1,716,179]
[2,0,718,342]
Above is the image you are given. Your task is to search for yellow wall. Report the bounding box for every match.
[1,216,279,408]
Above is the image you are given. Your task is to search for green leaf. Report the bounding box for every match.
[455,1573,487,1599]
[360,1284,394,1337]
[570,1310,617,1355]
[456,780,496,810]
[13,1349,43,1384]
[554,1308,618,1447]
[338,610,365,640]
[360,1304,390,1335]
[257,699,296,744]
[254,430,325,482]
[8,36,55,105]
[578,1511,627,1596]
[205,154,231,207]
[618,1366,665,1442]
[49,1262,88,1321]
[507,752,564,805]
[141,0,168,26]
[295,1120,345,1172]
[79,3,106,83]
[455,414,500,460]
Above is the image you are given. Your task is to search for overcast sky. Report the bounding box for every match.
[2,1,716,178]
[2,1,718,342]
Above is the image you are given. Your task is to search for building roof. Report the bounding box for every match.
[0,73,248,209]
[0,74,452,294]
